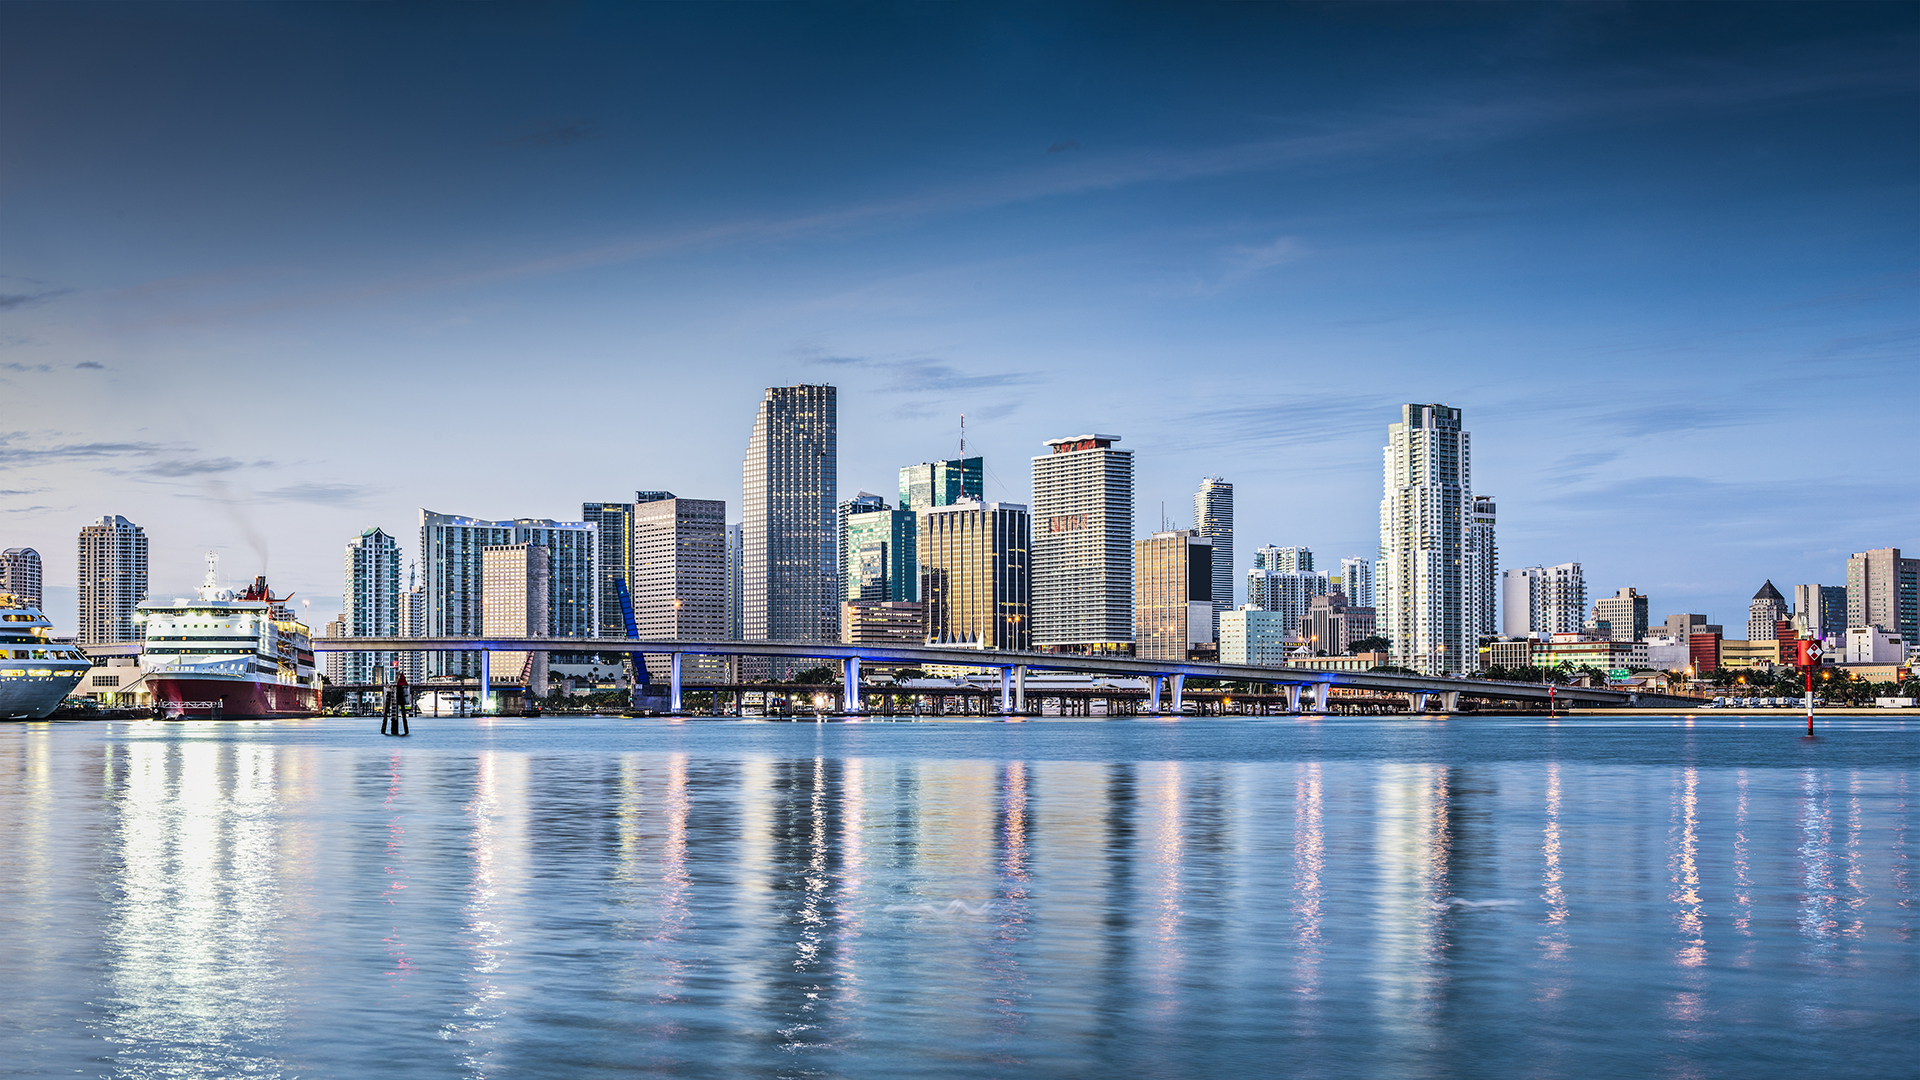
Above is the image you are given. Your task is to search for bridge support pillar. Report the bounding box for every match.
[998,667,1013,714]
[1410,692,1429,713]
[1440,690,1460,713]
[1313,682,1330,713]
[1283,684,1302,712]
[1171,674,1186,715]
[479,650,491,715]
[1015,666,1027,714]
[669,652,683,714]
[1149,676,1163,714]
[843,657,862,714]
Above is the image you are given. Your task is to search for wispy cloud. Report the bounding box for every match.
[801,349,1039,395]
[142,457,271,478]
[75,361,105,370]
[0,434,168,468]
[259,481,372,507]
[0,363,51,373]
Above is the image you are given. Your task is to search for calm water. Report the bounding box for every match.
[1,715,1914,1079]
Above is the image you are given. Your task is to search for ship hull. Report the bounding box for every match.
[149,673,319,719]
[0,670,88,720]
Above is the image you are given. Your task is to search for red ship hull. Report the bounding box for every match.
[149,674,320,719]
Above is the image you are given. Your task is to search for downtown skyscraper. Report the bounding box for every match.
[1379,404,1473,675]
[341,527,401,684]
[1192,476,1233,638]
[77,514,147,645]
[1031,434,1134,654]
[741,385,839,649]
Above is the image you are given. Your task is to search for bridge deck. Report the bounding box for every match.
[309,636,1708,708]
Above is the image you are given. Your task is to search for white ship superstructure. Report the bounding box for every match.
[0,595,91,719]
[139,553,318,719]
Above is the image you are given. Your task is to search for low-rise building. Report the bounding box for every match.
[1301,592,1374,656]
[1487,638,1533,670]
[1532,632,1646,672]
[1219,607,1300,666]
[1845,626,1909,664]
[842,600,926,647]
[1285,652,1390,673]
[1719,638,1786,670]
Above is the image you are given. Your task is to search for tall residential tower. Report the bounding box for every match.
[1379,404,1472,675]
[78,515,147,645]
[342,527,401,684]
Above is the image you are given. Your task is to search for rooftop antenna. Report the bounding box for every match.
[959,414,966,457]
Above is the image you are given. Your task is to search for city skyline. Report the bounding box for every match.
[1,5,1914,635]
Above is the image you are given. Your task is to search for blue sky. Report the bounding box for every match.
[1,3,1914,633]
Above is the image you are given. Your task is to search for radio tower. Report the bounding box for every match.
[959,414,966,456]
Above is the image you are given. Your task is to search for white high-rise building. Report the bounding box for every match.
[1193,477,1233,638]
[1339,556,1375,609]
[1502,563,1586,638]
[1378,404,1472,675]
[1246,567,1332,637]
[420,509,598,676]
[1254,545,1313,573]
[1031,434,1134,653]
[78,515,148,645]
[342,527,401,684]
[0,547,42,608]
[741,385,839,656]
[399,562,426,683]
[1469,495,1498,643]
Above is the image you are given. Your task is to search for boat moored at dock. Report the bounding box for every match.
[140,554,319,719]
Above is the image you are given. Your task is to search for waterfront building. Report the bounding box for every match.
[1846,547,1919,644]
[1502,563,1586,638]
[835,492,887,601]
[1845,626,1909,665]
[841,599,926,648]
[1218,607,1299,666]
[1591,586,1649,642]
[1031,434,1133,654]
[419,510,598,677]
[1488,638,1533,671]
[1748,581,1788,642]
[633,497,727,682]
[1135,530,1215,661]
[322,616,347,685]
[1193,477,1234,637]
[582,500,638,637]
[0,547,41,607]
[1245,567,1332,637]
[78,514,148,645]
[1720,638,1785,670]
[919,499,1030,651]
[482,543,550,694]
[1469,495,1498,643]
[1254,545,1313,573]
[1533,631,1647,673]
[1339,556,1375,609]
[1663,613,1721,642]
[1793,583,1848,642]
[1303,592,1375,656]
[1379,404,1473,675]
[845,506,917,603]
[1689,632,1722,673]
[898,457,983,513]
[399,564,425,683]
[341,528,401,685]
[741,385,839,657]
[726,523,743,640]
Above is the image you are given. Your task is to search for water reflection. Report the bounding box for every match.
[2,718,1915,1080]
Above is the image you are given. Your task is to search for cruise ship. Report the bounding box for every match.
[0,596,91,719]
[141,555,319,719]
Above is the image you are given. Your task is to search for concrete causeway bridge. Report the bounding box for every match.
[312,636,1709,714]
